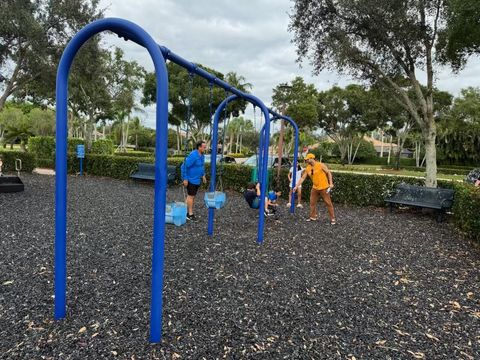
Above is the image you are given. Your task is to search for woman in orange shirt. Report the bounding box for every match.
[293,153,336,224]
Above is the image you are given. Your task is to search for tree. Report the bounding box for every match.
[290,0,459,186]
[439,0,480,69]
[143,63,251,151]
[106,48,145,152]
[0,0,103,110]
[272,77,318,129]
[317,85,380,164]
[437,87,480,165]
[28,108,55,136]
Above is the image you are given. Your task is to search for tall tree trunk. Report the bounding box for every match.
[387,135,393,165]
[423,123,437,187]
[176,125,181,152]
[380,130,384,157]
[235,131,240,153]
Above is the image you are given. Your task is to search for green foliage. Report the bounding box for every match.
[353,140,377,162]
[55,152,480,242]
[271,77,319,129]
[452,184,480,242]
[90,139,114,155]
[440,0,480,68]
[114,151,153,158]
[28,136,55,159]
[0,0,103,109]
[0,150,36,172]
[67,138,85,154]
[143,63,250,141]
[437,87,480,165]
[28,108,55,136]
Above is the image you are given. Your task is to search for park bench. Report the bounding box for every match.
[385,183,454,222]
[130,162,178,185]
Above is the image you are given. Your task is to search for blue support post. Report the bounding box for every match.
[208,94,270,244]
[54,17,169,344]
[262,115,299,214]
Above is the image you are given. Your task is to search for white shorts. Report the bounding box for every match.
[290,184,301,189]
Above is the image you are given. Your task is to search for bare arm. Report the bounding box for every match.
[293,171,309,191]
[321,163,334,188]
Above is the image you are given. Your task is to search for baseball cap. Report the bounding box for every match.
[305,153,315,160]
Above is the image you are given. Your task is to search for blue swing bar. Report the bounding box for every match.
[208,94,271,244]
[261,114,300,214]
[54,18,169,344]
[55,16,288,344]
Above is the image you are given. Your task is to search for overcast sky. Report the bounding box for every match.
[98,0,480,129]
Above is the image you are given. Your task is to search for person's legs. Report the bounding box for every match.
[288,188,293,206]
[186,195,194,215]
[186,183,200,218]
[309,189,319,219]
[319,189,335,221]
[297,187,302,207]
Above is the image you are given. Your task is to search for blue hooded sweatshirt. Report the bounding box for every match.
[181,150,205,185]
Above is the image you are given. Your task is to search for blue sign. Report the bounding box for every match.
[76,144,85,158]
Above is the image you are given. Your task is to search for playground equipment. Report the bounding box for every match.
[0,158,24,193]
[54,17,298,344]
[260,114,300,214]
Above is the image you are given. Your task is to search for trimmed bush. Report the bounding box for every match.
[114,151,153,158]
[28,136,55,160]
[37,158,55,169]
[67,138,85,154]
[91,139,114,155]
[0,150,36,173]
[452,184,480,243]
[56,153,480,242]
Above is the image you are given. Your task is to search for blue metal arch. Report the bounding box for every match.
[207,94,271,244]
[54,18,168,343]
[262,115,300,214]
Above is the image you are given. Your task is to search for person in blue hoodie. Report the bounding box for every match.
[181,140,207,221]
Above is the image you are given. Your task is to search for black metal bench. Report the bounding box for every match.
[130,163,178,185]
[385,183,454,222]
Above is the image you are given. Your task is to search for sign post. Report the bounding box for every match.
[76,144,85,175]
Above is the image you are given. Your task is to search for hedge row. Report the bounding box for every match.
[0,150,36,173]
[2,150,478,242]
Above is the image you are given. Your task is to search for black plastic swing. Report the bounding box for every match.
[0,158,24,193]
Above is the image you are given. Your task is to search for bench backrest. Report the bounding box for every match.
[137,163,155,174]
[393,183,454,207]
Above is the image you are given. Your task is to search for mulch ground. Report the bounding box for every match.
[1,173,479,359]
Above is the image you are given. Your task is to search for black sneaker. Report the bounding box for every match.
[187,214,196,221]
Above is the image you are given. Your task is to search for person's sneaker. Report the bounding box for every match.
[186,214,196,221]
[306,217,317,222]
[297,203,303,208]
[264,210,274,217]
[287,203,291,207]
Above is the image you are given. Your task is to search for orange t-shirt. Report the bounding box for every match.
[305,162,329,190]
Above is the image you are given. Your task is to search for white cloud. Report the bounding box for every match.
[98,0,480,129]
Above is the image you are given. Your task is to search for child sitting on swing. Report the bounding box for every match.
[244,182,281,217]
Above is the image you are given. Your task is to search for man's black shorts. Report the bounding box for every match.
[186,182,200,196]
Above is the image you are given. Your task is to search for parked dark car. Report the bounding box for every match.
[204,154,236,164]
[465,168,480,184]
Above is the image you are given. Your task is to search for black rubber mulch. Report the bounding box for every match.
[0,174,479,359]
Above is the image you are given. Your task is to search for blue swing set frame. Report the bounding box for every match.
[54,17,299,344]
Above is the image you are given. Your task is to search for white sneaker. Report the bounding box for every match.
[297,204,303,208]
[286,203,291,207]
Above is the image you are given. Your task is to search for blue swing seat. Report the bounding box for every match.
[165,202,187,226]
[204,191,226,209]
